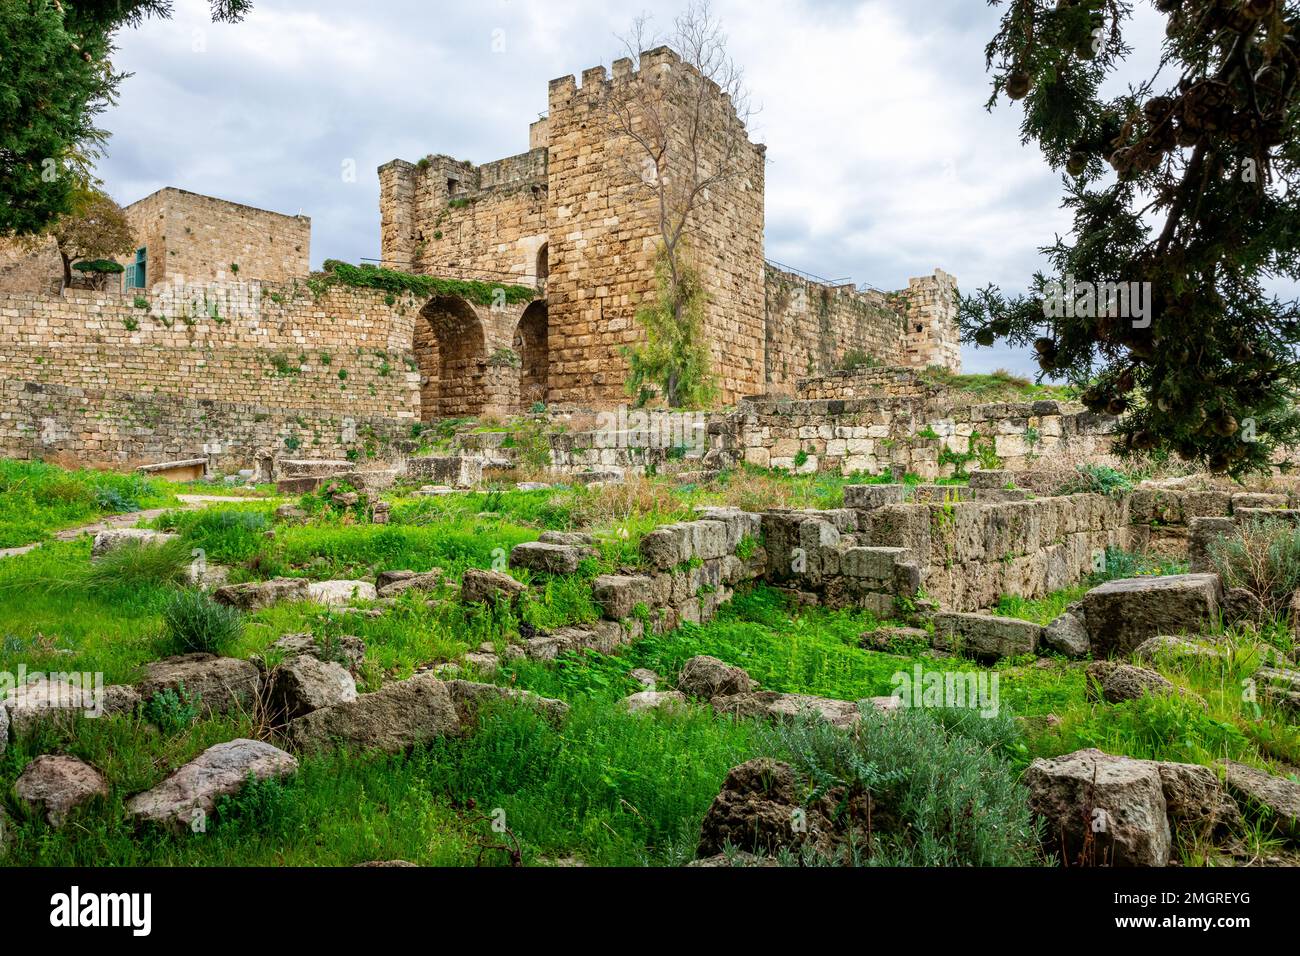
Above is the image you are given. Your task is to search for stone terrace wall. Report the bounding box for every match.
[717,395,1114,478]
[0,284,421,467]
[763,265,908,390]
[795,365,938,401]
[848,488,1130,612]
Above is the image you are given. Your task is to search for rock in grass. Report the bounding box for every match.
[269,654,357,723]
[459,568,527,607]
[1082,574,1222,657]
[1023,748,1171,866]
[1217,760,1300,841]
[711,691,898,729]
[285,672,462,755]
[1041,612,1090,658]
[1085,661,1201,706]
[376,570,445,598]
[677,656,754,700]
[213,577,310,611]
[270,633,366,670]
[90,529,178,558]
[623,691,688,714]
[697,758,836,859]
[126,739,298,831]
[2,677,139,741]
[508,541,585,576]
[307,580,378,606]
[443,680,569,727]
[138,654,261,718]
[14,755,108,828]
[1132,635,1231,664]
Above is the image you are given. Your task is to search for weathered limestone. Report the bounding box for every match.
[126,739,299,831]
[677,656,754,700]
[592,575,655,621]
[137,654,262,717]
[1024,749,1172,867]
[213,577,310,611]
[460,568,527,606]
[711,691,898,728]
[307,580,378,606]
[1042,611,1090,658]
[376,570,446,598]
[1217,760,1300,840]
[2,677,139,741]
[443,680,568,727]
[623,691,688,714]
[269,655,357,723]
[14,755,109,827]
[1085,661,1194,706]
[91,529,179,557]
[696,758,836,860]
[285,672,461,755]
[932,612,1041,661]
[509,541,585,576]
[1082,575,1223,658]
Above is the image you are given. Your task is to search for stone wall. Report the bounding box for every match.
[847,488,1129,613]
[717,394,1114,478]
[763,265,909,389]
[121,188,311,285]
[901,269,961,371]
[0,283,419,467]
[0,238,63,295]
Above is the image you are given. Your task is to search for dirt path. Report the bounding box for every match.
[0,495,268,561]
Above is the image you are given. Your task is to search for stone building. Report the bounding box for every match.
[117,187,311,288]
[0,188,310,295]
[380,46,960,412]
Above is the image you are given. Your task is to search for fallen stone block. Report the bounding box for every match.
[460,568,527,606]
[1217,760,1300,840]
[1023,748,1171,866]
[3,677,139,740]
[213,577,310,611]
[269,654,357,723]
[285,672,461,755]
[376,570,445,598]
[932,612,1041,661]
[126,739,298,831]
[270,633,365,670]
[1042,611,1090,657]
[91,529,178,558]
[1082,574,1222,658]
[623,690,688,714]
[509,541,585,575]
[443,680,568,727]
[1085,661,1199,706]
[711,691,899,729]
[14,755,108,828]
[307,580,378,606]
[138,654,262,718]
[677,656,754,700]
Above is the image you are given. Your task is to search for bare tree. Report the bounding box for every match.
[608,1,754,296]
[607,1,757,406]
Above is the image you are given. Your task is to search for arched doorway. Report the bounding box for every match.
[514,300,548,408]
[416,295,488,420]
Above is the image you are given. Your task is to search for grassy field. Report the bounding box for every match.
[0,460,182,549]
[0,462,1296,867]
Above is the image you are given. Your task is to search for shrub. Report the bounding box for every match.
[1207,517,1300,620]
[143,685,200,734]
[1064,463,1134,497]
[84,538,192,592]
[761,707,1041,866]
[161,589,244,655]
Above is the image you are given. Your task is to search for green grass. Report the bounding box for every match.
[0,459,178,548]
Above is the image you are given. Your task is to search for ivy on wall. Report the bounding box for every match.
[314,260,538,307]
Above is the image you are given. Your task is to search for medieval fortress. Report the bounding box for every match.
[0,47,983,475]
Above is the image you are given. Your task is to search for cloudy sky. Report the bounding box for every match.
[97,0,1180,376]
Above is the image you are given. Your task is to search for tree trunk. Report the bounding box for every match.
[60,252,72,293]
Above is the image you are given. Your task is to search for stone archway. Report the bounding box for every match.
[514,300,548,408]
[416,295,488,420]
[535,242,549,286]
